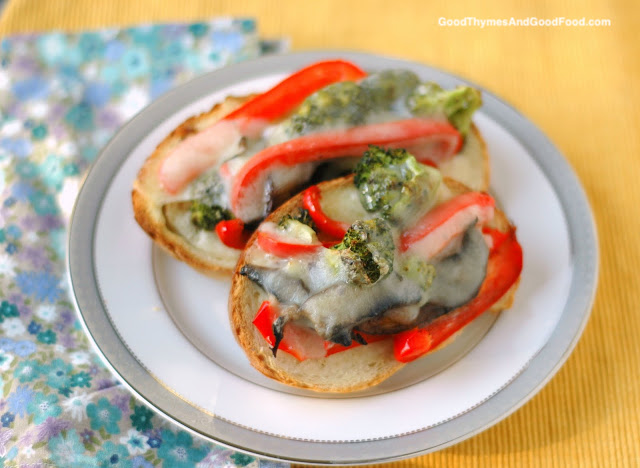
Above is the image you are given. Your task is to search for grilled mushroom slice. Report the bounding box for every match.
[428,226,489,308]
[300,272,425,346]
[239,265,310,305]
[357,226,489,335]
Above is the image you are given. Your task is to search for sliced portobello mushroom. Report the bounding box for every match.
[357,225,489,335]
[428,225,489,308]
[299,272,425,346]
[239,264,310,305]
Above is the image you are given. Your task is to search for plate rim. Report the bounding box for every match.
[67,49,599,465]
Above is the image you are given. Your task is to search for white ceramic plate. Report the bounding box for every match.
[68,51,598,464]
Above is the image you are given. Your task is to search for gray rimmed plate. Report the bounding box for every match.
[67,51,598,465]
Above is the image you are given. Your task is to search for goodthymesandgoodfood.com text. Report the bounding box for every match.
[438,17,611,28]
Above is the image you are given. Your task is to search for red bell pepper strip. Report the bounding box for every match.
[224,60,367,132]
[215,219,251,250]
[253,300,387,361]
[159,120,243,194]
[400,192,495,256]
[159,60,366,194]
[252,301,327,361]
[482,226,509,251]
[230,118,463,219]
[302,185,350,239]
[252,301,279,347]
[393,226,523,363]
[256,230,323,257]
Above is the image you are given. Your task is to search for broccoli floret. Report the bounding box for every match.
[399,256,436,291]
[360,69,420,111]
[282,72,480,140]
[278,208,316,231]
[407,83,482,136]
[190,200,232,230]
[287,71,421,137]
[354,146,441,224]
[331,218,395,285]
[287,81,369,135]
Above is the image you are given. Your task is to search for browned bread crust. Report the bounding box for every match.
[132,96,253,274]
[471,125,490,191]
[229,175,518,393]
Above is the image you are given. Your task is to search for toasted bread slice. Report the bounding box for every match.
[229,176,517,393]
[132,96,253,274]
[132,93,490,275]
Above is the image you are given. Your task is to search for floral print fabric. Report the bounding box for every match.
[0,19,287,467]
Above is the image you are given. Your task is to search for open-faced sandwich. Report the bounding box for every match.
[132,59,488,274]
[230,147,522,392]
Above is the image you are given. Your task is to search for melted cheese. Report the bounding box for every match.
[439,129,485,191]
[319,185,371,225]
[163,204,237,256]
[158,120,244,196]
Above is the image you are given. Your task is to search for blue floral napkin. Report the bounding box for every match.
[0,19,287,467]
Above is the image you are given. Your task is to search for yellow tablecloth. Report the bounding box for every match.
[2,1,637,466]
